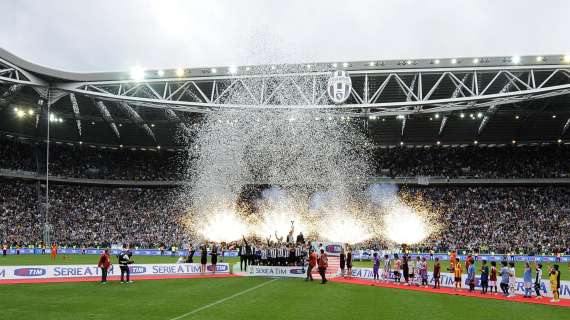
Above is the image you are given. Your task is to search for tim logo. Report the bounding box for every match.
[14,268,46,277]
[326,245,341,254]
[128,266,146,274]
[207,265,229,272]
[289,268,305,275]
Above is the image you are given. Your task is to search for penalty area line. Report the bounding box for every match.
[167,278,278,320]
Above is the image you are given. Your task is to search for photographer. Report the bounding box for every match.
[118,244,134,284]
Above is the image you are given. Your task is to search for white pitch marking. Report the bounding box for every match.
[168,278,278,320]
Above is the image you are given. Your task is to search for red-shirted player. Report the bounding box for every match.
[306,249,317,281]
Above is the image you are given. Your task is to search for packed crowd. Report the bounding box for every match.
[2,180,569,256]
[0,181,189,247]
[3,138,570,180]
[374,144,570,178]
[0,138,187,180]
[417,186,570,255]
[348,187,570,256]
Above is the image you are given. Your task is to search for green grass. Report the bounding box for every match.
[0,277,568,320]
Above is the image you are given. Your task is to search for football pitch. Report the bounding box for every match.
[1,255,569,320]
[1,275,570,320]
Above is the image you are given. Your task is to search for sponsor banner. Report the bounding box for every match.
[0,263,229,281]
[3,248,239,257]
[243,265,307,278]
[350,267,570,299]
[4,248,567,263]
[311,241,342,257]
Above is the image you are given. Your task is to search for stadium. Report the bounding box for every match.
[1,1,570,319]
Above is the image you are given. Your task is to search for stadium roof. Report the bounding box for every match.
[1,48,570,149]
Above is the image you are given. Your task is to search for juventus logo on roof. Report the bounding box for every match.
[327,70,352,104]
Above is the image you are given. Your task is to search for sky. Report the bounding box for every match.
[0,0,569,72]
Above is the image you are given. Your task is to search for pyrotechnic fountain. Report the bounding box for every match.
[176,67,437,246]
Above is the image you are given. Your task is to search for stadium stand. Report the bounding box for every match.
[3,137,570,180]
[2,180,569,255]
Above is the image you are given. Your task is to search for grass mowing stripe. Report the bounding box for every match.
[168,278,278,320]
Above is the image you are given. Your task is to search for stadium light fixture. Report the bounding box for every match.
[119,144,123,148]
[157,145,161,149]
[563,55,570,63]
[558,139,562,143]
[400,141,404,146]
[460,113,465,118]
[477,112,483,118]
[536,56,544,62]
[79,141,83,145]
[332,63,338,68]
[429,117,433,121]
[474,140,478,145]
[228,66,238,74]
[396,115,405,120]
[151,123,156,127]
[434,59,440,64]
[436,141,441,145]
[157,70,165,77]
[13,107,19,112]
[434,114,440,119]
[473,58,479,64]
[28,109,34,116]
[369,62,375,66]
[515,115,520,119]
[552,114,557,118]
[175,68,185,77]
[451,58,457,64]
[211,68,217,74]
[512,139,516,144]
[16,110,25,118]
[406,60,412,65]
[342,62,349,68]
[511,56,521,64]
[129,66,145,81]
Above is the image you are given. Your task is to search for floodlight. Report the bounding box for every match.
[129,66,145,81]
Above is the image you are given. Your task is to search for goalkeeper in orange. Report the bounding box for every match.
[50,243,58,261]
